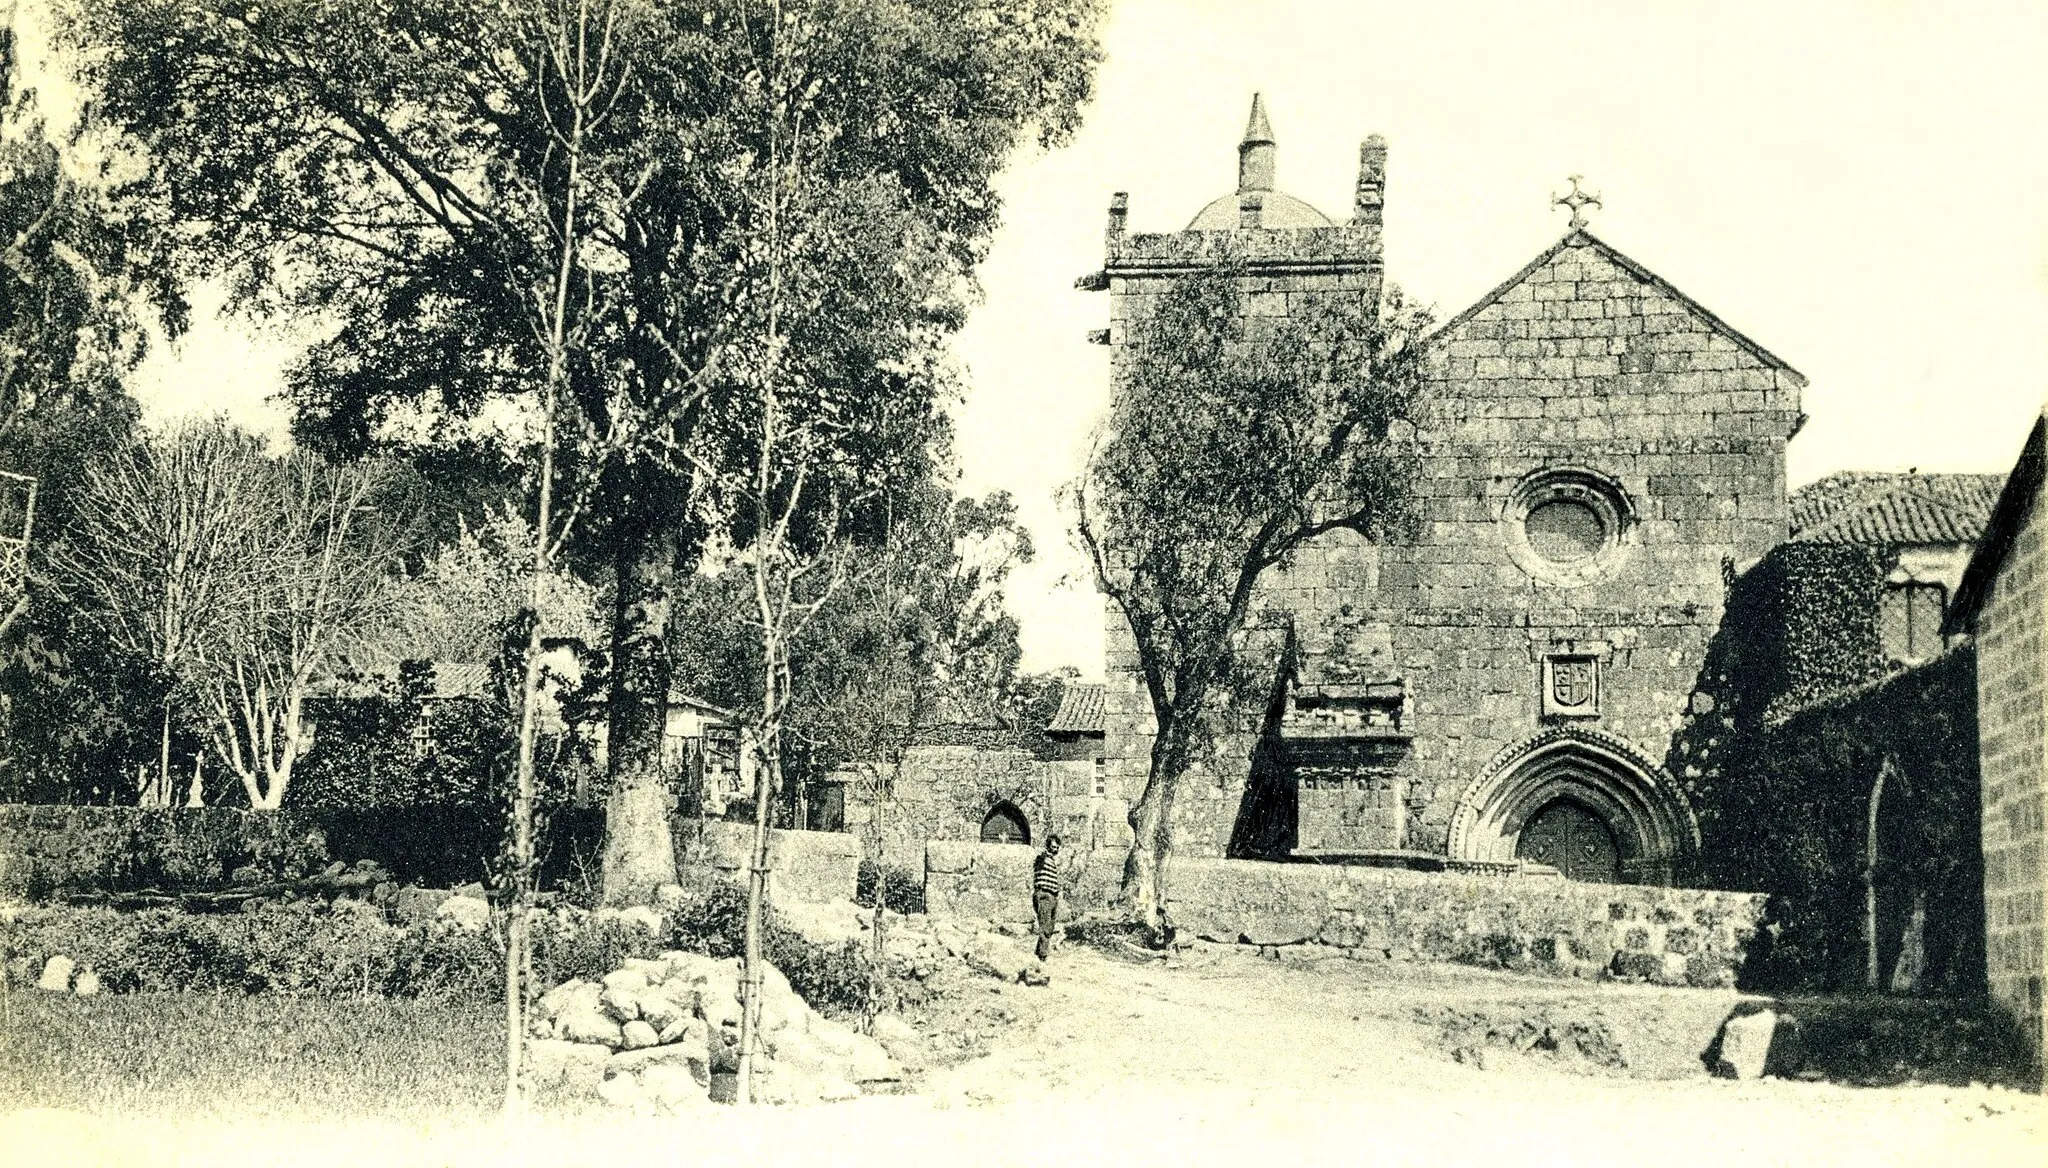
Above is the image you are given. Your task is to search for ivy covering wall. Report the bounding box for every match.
[1670,542,1983,993]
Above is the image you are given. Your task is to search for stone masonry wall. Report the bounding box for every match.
[0,805,863,905]
[1973,484,2048,1070]
[923,841,1766,989]
[1102,233,1802,868]
[673,819,860,905]
[843,746,1107,874]
[0,805,325,895]
[921,839,1123,924]
[1098,205,1383,863]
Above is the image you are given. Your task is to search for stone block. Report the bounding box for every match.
[924,839,975,874]
[529,1039,611,1097]
[1712,1009,1778,1079]
[393,886,453,924]
[36,955,73,993]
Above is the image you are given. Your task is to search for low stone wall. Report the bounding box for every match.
[923,839,1124,922]
[674,820,860,905]
[842,746,1106,872]
[1167,858,1767,987]
[923,841,1769,988]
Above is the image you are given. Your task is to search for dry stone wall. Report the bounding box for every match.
[842,745,1106,871]
[921,839,1122,923]
[673,820,859,905]
[1162,857,1765,987]
[0,805,863,906]
[0,805,331,895]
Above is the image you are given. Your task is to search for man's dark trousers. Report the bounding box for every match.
[1033,891,1057,960]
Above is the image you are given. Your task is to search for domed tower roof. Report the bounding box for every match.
[1186,93,1335,230]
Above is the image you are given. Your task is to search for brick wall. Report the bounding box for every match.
[1973,484,2048,1066]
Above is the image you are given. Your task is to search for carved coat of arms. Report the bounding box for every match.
[1542,655,1600,718]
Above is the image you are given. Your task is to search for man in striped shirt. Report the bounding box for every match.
[1032,834,1064,960]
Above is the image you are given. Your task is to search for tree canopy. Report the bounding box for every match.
[61,0,1106,893]
[1076,265,1432,931]
[0,13,174,800]
[670,485,1039,799]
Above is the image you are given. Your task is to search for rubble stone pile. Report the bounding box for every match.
[527,950,902,1111]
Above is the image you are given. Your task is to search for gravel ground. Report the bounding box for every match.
[3,943,2042,1167]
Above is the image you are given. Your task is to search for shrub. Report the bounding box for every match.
[0,807,331,899]
[854,860,926,915]
[1,882,888,1016]
[0,900,499,999]
[1460,931,1527,970]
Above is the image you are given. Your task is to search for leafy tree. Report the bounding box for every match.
[0,7,171,800]
[671,486,1035,799]
[398,506,604,665]
[61,0,1105,902]
[1074,265,1431,935]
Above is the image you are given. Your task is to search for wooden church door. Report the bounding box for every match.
[1515,798,1622,883]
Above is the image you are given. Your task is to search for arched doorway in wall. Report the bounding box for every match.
[979,801,1030,845]
[1448,727,1699,885]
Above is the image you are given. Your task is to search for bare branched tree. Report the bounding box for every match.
[52,418,269,805]
[191,450,412,810]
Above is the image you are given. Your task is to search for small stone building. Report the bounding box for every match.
[1946,410,2048,1078]
[838,723,1105,872]
[1088,98,1806,886]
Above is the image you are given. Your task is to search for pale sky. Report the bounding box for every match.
[117,1,2048,679]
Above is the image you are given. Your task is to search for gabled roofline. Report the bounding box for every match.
[1430,229,1808,388]
[669,692,741,722]
[1945,410,2048,635]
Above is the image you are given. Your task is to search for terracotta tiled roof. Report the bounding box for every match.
[1045,682,1106,735]
[1788,471,2004,545]
[426,662,493,699]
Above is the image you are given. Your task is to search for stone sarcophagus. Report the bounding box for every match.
[1283,679,1413,855]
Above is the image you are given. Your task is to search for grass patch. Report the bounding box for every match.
[0,991,503,1119]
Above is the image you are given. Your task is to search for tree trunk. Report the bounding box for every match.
[601,519,680,905]
[157,702,173,809]
[1120,715,1192,937]
[1865,759,1888,991]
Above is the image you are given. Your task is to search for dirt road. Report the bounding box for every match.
[914,944,2044,1167]
[3,945,2042,1167]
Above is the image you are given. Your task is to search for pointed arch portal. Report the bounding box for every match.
[1447,727,1700,885]
[979,801,1030,845]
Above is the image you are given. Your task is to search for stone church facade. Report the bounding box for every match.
[1089,99,1807,887]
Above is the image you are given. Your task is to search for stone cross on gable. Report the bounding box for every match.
[1552,174,1602,230]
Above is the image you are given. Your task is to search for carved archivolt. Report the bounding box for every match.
[1446,726,1700,886]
